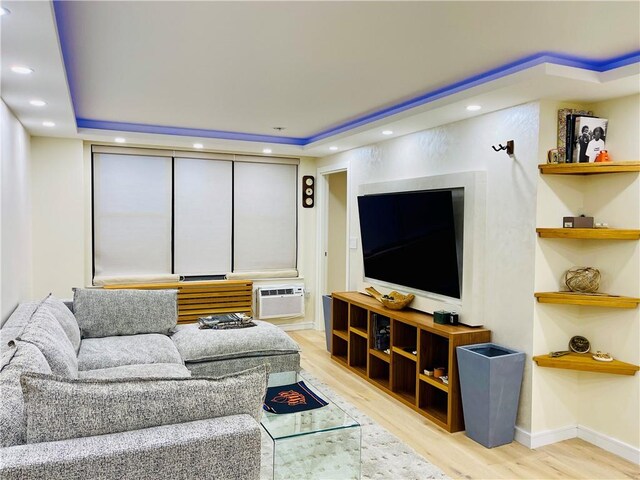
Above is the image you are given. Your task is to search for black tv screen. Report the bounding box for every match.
[357,188,462,299]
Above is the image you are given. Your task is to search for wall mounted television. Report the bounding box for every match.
[357,188,464,300]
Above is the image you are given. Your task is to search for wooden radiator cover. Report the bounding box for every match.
[104,280,253,324]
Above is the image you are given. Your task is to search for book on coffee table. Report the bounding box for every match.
[263,380,328,414]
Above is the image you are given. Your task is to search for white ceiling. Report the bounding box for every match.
[1,1,639,157]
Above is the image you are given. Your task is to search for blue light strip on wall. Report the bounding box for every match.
[53,2,639,146]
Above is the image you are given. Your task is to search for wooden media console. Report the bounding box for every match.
[330,291,490,433]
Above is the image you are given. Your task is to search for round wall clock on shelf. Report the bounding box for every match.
[569,335,591,354]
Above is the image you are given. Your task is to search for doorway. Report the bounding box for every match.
[316,163,349,331]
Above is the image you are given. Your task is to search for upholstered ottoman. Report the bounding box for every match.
[171,321,300,377]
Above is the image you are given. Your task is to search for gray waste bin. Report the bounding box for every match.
[322,295,332,352]
[456,343,525,448]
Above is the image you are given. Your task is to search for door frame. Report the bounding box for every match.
[315,161,350,330]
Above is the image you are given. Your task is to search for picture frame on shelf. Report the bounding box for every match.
[557,108,593,163]
[570,116,609,163]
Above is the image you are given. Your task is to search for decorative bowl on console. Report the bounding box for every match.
[365,286,415,310]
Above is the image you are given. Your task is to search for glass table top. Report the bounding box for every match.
[261,371,360,441]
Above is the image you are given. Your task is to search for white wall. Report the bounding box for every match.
[31,137,85,299]
[532,95,640,457]
[1,100,32,324]
[318,102,542,431]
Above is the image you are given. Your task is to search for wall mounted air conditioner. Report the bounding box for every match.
[256,286,304,320]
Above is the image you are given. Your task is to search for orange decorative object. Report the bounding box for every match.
[271,390,307,406]
[595,150,611,162]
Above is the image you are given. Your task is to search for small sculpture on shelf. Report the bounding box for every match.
[365,286,414,310]
[564,267,601,293]
[592,351,613,362]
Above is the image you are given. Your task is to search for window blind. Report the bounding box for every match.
[93,153,172,277]
[173,157,232,275]
[233,162,297,271]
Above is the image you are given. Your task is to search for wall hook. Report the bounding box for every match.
[491,140,514,156]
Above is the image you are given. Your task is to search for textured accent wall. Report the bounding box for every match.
[318,102,541,431]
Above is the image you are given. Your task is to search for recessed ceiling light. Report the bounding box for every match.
[466,105,482,111]
[382,130,393,135]
[114,137,126,143]
[42,121,55,127]
[11,65,34,75]
[262,148,272,154]
[329,146,338,151]
[193,143,204,149]
[0,7,11,16]
[29,99,47,107]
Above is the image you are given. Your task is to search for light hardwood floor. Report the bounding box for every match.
[288,330,640,480]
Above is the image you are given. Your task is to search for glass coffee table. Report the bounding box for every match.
[261,371,361,480]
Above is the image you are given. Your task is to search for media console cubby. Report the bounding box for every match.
[331,291,491,432]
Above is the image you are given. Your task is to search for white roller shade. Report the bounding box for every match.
[174,157,232,275]
[233,162,297,271]
[93,154,172,277]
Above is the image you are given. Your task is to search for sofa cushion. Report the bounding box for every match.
[0,340,52,447]
[77,334,183,371]
[0,302,39,355]
[21,365,268,443]
[186,352,300,377]
[42,296,81,354]
[73,288,177,338]
[78,363,191,380]
[17,306,78,378]
[171,320,300,363]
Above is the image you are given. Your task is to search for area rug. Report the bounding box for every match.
[260,370,449,480]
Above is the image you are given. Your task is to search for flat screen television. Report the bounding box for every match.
[357,188,463,299]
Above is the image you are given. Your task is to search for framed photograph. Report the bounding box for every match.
[570,116,608,163]
[557,108,592,163]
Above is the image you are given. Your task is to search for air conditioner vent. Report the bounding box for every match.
[256,285,304,319]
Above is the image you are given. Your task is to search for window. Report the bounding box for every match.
[92,147,298,281]
[93,153,172,277]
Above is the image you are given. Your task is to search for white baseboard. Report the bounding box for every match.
[277,321,314,331]
[515,425,639,465]
[578,425,640,465]
[514,425,577,449]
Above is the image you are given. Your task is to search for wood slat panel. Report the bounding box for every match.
[104,280,253,324]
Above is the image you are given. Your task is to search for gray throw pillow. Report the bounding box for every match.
[21,364,268,443]
[42,295,81,354]
[0,340,52,447]
[73,288,177,338]
[17,305,78,378]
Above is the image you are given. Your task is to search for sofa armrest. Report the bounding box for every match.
[0,415,261,480]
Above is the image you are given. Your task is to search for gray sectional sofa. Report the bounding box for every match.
[0,288,301,479]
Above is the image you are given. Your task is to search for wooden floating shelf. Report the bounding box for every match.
[538,161,640,175]
[536,228,640,240]
[533,353,639,376]
[535,292,640,309]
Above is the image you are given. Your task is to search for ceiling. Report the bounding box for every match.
[1,1,639,157]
